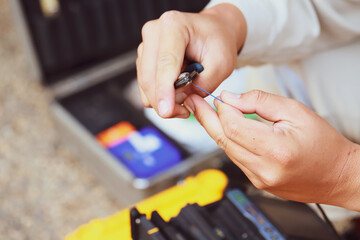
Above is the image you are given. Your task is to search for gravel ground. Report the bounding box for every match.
[0,1,120,239]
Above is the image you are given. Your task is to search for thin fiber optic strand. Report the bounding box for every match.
[191,83,224,103]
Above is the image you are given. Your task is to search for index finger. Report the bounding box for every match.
[216,99,274,155]
[184,94,261,174]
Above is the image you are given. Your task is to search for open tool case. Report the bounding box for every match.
[65,170,340,240]
[130,191,340,240]
[9,0,228,205]
[128,170,340,240]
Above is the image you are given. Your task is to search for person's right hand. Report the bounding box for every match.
[136,3,246,118]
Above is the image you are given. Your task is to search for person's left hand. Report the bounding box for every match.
[184,90,360,210]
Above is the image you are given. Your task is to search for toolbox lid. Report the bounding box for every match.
[16,0,209,85]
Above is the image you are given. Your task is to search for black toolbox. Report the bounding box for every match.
[9,0,229,206]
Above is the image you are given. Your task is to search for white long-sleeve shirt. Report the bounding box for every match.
[206,0,360,143]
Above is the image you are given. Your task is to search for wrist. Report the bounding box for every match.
[202,3,247,52]
[329,141,360,211]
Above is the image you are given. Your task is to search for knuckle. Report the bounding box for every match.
[214,134,228,151]
[250,90,269,105]
[141,20,155,38]
[157,52,178,68]
[224,121,240,141]
[160,10,181,25]
[261,173,281,189]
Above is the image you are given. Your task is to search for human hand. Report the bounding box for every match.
[136,4,246,118]
[184,90,360,211]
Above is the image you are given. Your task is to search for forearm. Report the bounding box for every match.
[330,142,360,212]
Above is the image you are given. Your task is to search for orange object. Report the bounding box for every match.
[96,122,136,147]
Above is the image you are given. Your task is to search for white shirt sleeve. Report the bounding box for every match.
[206,0,360,65]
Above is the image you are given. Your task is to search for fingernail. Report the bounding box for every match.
[176,113,190,119]
[175,92,188,104]
[184,98,195,114]
[222,90,241,99]
[158,100,170,117]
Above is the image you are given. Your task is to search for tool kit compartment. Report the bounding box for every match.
[66,170,340,240]
[9,0,229,206]
[130,190,340,240]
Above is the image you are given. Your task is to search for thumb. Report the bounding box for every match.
[220,90,302,122]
